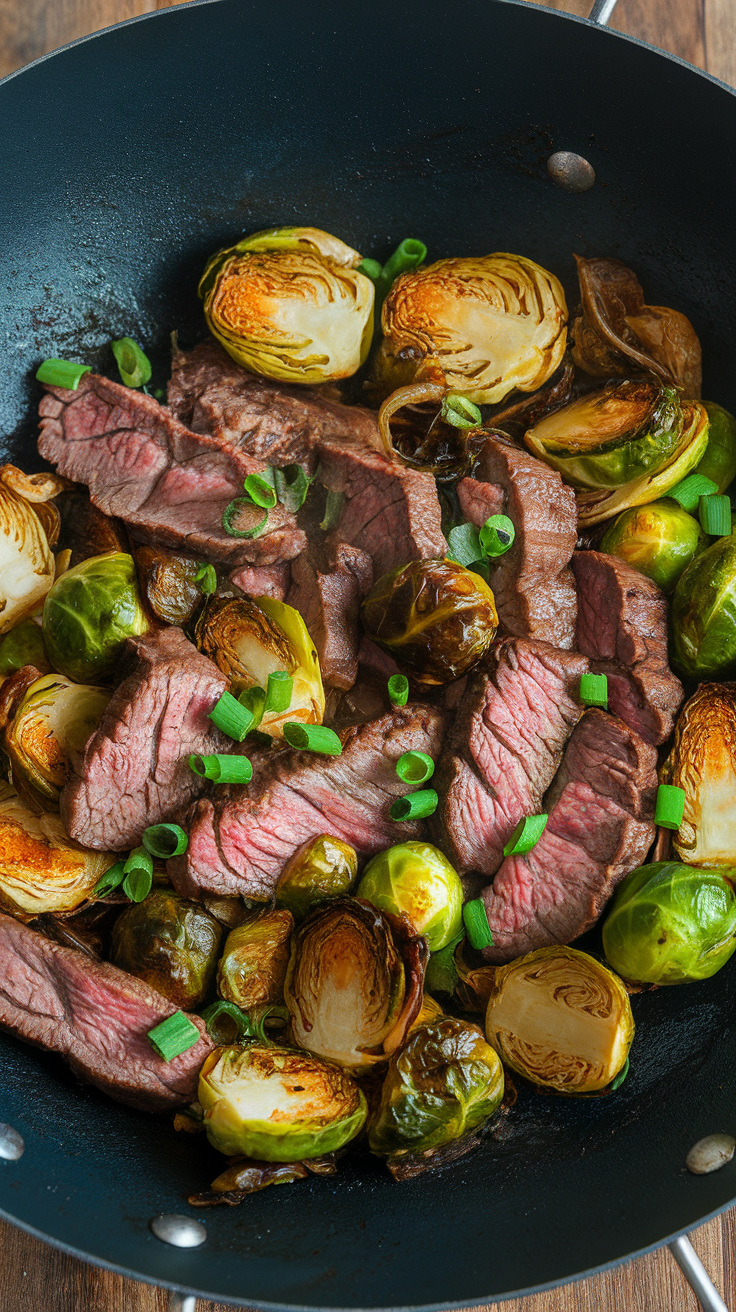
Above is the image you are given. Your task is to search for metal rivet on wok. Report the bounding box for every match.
[686,1133,736,1175]
[547,150,596,193]
[150,1214,207,1248]
[0,1123,24,1160]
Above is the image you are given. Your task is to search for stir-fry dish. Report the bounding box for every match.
[1,228,735,1203]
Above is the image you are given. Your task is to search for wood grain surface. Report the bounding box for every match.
[0,0,734,1309]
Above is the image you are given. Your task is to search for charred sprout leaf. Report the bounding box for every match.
[368,1017,504,1163]
[600,501,706,594]
[111,889,223,1009]
[4,673,110,807]
[378,389,488,479]
[276,835,358,921]
[425,934,464,995]
[198,1042,368,1160]
[661,683,736,865]
[0,483,55,635]
[671,535,736,678]
[284,897,428,1074]
[572,255,702,396]
[199,226,374,384]
[207,1155,311,1201]
[42,552,149,683]
[484,946,633,1095]
[357,842,463,951]
[0,620,50,677]
[602,861,736,985]
[134,547,203,625]
[362,559,498,686]
[694,402,736,493]
[55,492,129,569]
[217,909,294,1010]
[0,781,117,915]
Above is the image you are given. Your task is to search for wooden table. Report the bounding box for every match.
[0,0,734,1307]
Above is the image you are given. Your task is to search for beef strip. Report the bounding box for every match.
[457,435,578,648]
[480,708,657,963]
[38,374,305,566]
[288,543,372,689]
[170,703,447,901]
[572,550,683,745]
[432,639,588,877]
[230,562,291,600]
[0,914,212,1111]
[61,627,230,851]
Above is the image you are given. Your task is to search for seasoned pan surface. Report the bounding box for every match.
[1,1,735,1305]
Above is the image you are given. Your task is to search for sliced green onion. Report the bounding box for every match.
[209,691,255,742]
[380,238,427,286]
[580,672,608,708]
[610,1056,630,1091]
[655,783,685,830]
[480,514,515,558]
[273,464,312,513]
[122,867,153,903]
[667,473,718,512]
[200,999,253,1045]
[396,750,435,784]
[194,562,217,595]
[357,257,383,281]
[147,1011,201,1062]
[36,359,91,390]
[283,723,343,755]
[699,493,732,536]
[243,472,278,509]
[503,814,548,857]
[189,752,253,783]
[441,394,483,430]
[92,860,127,898]
[425,933,464,995]
[320,489,345,532]
[265,670,293,714]
[141,823,188,859]
[124,846,153,876]
[387,674,409,706]
[222,498,269,539]
[462,898,494,949]
[446,522,482,567]
[389,789,438,821]
[239,685,266,727]
[111,337,152,389]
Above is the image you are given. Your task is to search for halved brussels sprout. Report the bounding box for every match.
[661,684,736,865]
[134,546,203,625]
[217,909,294,1010]
[0,619,50,677]
[199,226,374,384]
[671,536,736,679]
[361,559,498,686]
[195,595,324,736]
[0,483,55,635]
[199,1043,367,1160]
[284,898,428,1073]
[276,835,358,921]
[694,402,736,493]
[42,552,149,683]
[4,673,110,807]
[599,501,706,593]
[357,842,463,951]
[0,781,116,915]
[369,1017,504,1163]
[602,861,736,985]
[375,253,567,406]
[111,888,223,1009]
[484,946,633,1094]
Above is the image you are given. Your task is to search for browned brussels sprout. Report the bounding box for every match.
[134,546,204,625]
[56,492,128,568]
[217,908,294,1009]
[284,898,428,1073]
[661,683,736,866]
[361,559,498,685]
[671,536,736,678]
[110,888,223,1009]
[599,501,706,594]
[0,619,50,678]
[4,673,110,807]
[276,835,358,921]
[0,780,116,915]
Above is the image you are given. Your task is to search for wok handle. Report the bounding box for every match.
[669,1236,730,1312]
[167,1294,197,1312]
[588,0,618,24]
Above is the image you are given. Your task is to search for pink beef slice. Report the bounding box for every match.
[457,435,578,648]
[431,639,588,878]
[288,543,373,690]
[572,550,683,746]
[480,708,657,963]
[170,702,447,901]
[61,627,230,851]
[38,373,305,567]
[0,914,212,1111]
[230,562,291,600]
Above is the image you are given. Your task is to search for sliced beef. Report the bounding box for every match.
[480,709,657,963]
[230,562,291,600]
[572,550,683,745]
[61,627,230,851]
[0,914,212,1111]
[432,639,588,877]
[288,543,372,690]
[170,703,447,901]
[457,435,578,648]
[38,374,304,566]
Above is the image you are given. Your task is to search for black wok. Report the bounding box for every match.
[1,1,736,1306]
